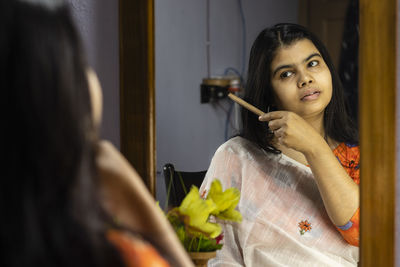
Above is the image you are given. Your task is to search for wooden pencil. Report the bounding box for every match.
[227,93,265,116]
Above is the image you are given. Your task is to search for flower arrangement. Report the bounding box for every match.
[166,179,242,252]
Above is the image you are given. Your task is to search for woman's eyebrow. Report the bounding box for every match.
[272,52,322,77]
[304,52,322,63]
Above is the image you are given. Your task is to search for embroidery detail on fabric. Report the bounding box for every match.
[337,220,353,231]
[345,142,358,148]
[298,220,312,235]
[334,143,360,168]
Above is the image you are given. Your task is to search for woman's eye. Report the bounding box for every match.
[308,60,319,67]
[280,71,293,79]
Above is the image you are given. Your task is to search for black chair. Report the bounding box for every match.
[163,163,207,209]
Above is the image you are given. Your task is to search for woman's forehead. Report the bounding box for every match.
[271,39,320,67]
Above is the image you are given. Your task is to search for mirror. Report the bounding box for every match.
[154,0,299,206]
[119,0,397,265]
[154,0,358,211]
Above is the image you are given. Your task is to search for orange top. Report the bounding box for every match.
[107,230,170,267]
[333,142,360,247]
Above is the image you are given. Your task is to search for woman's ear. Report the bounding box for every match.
[87,68,103,128]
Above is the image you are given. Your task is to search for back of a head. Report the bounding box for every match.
[0,1,124,266]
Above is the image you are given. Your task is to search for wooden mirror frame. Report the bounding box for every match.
[119,0,397,265]
[119,0,155,195]
[359,0,396,266]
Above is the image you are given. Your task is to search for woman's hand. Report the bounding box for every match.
[96,140,151,230]
[259,111,326,155]
[96,140,135,184]
[96,140,194,267]
[260,112,359,226]
[96,140,127,177]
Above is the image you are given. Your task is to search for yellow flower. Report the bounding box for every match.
[207,180,242,222]
[177,186,222,238]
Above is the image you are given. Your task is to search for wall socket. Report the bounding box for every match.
[200,84,228,103]
[200,77,237,103]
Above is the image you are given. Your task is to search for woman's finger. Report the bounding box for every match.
[258,111,287,121]
[274,127,285,138]
[267,117,285,131]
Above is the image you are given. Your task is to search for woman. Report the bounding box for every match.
[1,1,193,266]
[200,23,359,266]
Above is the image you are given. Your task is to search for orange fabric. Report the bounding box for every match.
[107,230,170,267]
[333,143,360,247]
[333,143,360,185]
[336,209,360,246]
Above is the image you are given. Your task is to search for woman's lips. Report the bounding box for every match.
[301,91,321,101]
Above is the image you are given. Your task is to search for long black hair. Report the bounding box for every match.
[0,1,124,266]
[241,23,358,153]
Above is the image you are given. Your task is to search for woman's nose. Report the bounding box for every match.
[297,72,313,88]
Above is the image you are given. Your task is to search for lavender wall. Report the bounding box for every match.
[66,0,120,148]
[155,0,298,205]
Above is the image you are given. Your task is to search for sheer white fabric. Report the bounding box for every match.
[200,137,358,267]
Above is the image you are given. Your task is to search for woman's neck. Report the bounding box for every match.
[303,113,325,137]
[302,113,339,150]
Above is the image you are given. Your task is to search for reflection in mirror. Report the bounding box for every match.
[155,0,298,206]
[300,0,359,126]
[155,0,359,265]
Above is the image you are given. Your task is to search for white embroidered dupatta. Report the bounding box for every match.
[200,137,358,267]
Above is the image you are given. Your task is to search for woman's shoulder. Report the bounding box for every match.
[211,136,283,170]
[203,137,262,185]
[216,136,263,156]
[107,229,170,267]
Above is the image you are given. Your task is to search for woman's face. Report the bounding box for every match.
[269,38,332,119]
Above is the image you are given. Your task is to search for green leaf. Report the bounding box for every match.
[184,236,223,252]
